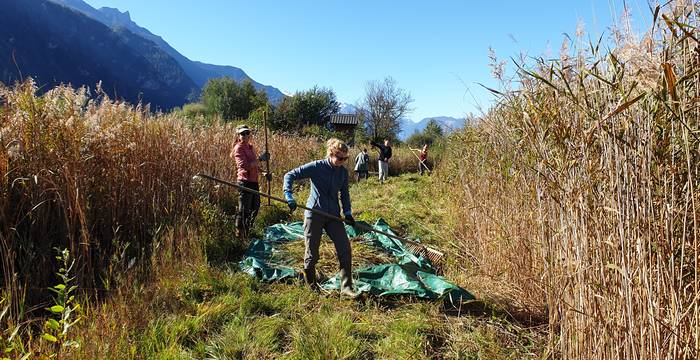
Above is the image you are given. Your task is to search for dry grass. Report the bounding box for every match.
[437,2,700,359]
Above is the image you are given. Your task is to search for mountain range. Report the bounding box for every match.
[399,116,464,140]
[337,103,463,140]
[0,0,284,110]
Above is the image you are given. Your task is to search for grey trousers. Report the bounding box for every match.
[378,160,389,181]
[303,213,352,271]
[418,160,426,175]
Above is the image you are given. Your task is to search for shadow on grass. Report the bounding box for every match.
[443,298,548,328]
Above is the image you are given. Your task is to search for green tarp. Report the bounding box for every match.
[238,219,475,302]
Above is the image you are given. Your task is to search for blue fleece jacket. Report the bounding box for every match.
[283,158,352,219]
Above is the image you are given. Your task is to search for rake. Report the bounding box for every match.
[194,173,445,270]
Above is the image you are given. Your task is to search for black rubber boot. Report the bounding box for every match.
[339,268,358,299]
[303,268,320,292]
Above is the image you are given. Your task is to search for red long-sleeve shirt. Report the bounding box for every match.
[233,142,259,182]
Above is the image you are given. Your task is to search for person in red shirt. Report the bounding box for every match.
[229,124,269,238]
[409,144,430,175]
[418,144,429,175]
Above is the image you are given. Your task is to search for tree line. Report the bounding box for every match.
[175,76,415,143]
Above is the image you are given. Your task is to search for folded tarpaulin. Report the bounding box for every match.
[238,219,475,301]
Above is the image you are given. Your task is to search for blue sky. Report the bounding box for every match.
[84,0,652,122]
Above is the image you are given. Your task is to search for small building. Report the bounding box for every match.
[328,114,360,143]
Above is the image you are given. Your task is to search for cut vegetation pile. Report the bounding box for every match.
[271,232,395,277]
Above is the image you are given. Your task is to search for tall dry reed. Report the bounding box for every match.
[439,2,699,358]
[0,80,321,320]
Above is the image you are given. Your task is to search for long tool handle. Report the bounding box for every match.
[408,148,431,173]
[263,110,271,205]
[194,173,437,253]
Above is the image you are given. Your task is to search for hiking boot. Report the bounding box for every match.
[303,268,321,292]
[339,268,359,299]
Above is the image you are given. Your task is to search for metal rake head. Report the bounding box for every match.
[404,241,445,273]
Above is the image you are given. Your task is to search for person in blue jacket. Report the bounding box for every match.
[283,138,358,298]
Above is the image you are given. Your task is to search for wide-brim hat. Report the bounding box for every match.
[236,124,252,134]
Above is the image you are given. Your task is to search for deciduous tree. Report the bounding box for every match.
[359,76,413,141]
[272,86,339,130]
[201,77,268,121]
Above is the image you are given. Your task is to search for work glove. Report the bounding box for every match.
[284,191,297,212]
[258,151,270,162]
[344,214,355,226]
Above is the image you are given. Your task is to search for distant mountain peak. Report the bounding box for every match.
[99,7,131,21]
[338,102,358,114]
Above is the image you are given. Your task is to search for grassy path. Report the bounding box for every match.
[78,174,546,359]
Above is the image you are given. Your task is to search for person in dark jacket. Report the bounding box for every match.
[230,124,269,238]
[370,139,392,184]
[283,138,358,298]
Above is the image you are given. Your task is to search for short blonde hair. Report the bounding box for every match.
[326,138,348,157]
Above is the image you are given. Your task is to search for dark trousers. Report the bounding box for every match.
[236,181,260,234]
[303,214,352,272]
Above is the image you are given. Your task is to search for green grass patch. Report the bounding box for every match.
[80,173,547,359]
[194,200,248,265]
[254,202,293,236]
[205,315,290,359]
[350,173,442,246]
[282,304,369,360]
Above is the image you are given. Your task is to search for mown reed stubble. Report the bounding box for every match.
[438,3,699,359]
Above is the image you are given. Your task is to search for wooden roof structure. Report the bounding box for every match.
[329,114,359,126]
